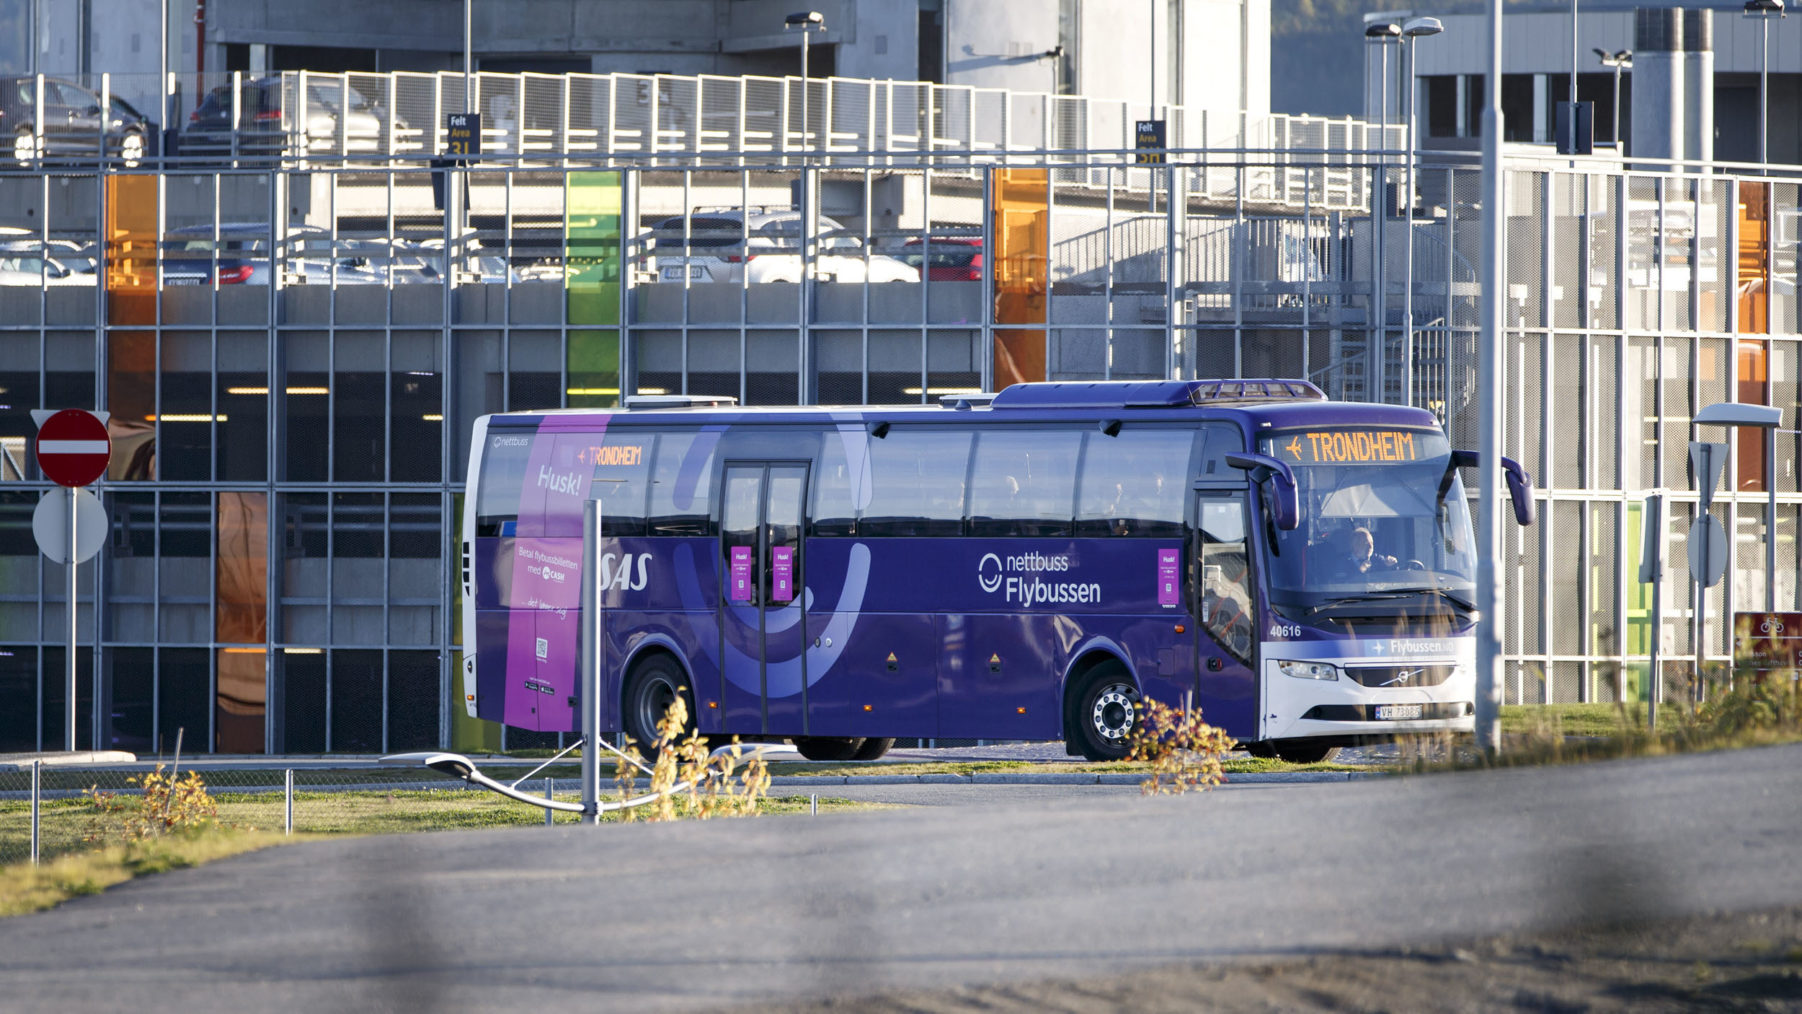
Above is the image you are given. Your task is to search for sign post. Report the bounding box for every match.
[1638,493,1663,729]
[32,409,111,752]
[1689,440,1729,702]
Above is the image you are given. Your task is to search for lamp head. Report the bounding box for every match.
[1744,0,1785,16]
[1365,21,1402,39]
[1402,16,1444,38]
[785,10,825,31]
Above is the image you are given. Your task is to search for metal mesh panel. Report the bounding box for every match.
[1551,333,1583,489]
[1591,336,1620,489]
[1550,173,1584,329]
[867,328,924,404]
[1594,661,1623,704]
[613,74,655,155]
[1589,174,1619,329]
[1699,336,1730,423]
[1623,336,1658,488]
[386,651,439,752]
[1506,502,1544,656]
[1591,502,1620,656]
[1703,179,1732,333]
[926,329,981,401]
[1776,340,1800,495]
[1775,183,1800,334]
[1508,171,1545,328]
[521,74,565,158]
[281,652,327,754]
[330,650,384,753]
[1784,504,1802,610]
[1735,499,1770,623]
[1662,337,1693,488]
[1664,177,1694,332]
[1664,500,1694,655]
[1625,176,1658,331]
[1551,661,1584,704]
[660,77,698,156]
[1512,661,1547,706]
[1553,500,1582,655]
[1513,330,1544,485]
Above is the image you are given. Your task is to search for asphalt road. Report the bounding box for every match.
[3,744,1800,1013]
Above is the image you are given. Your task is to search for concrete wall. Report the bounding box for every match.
[945,0,1061,95]
[837,0,919,82]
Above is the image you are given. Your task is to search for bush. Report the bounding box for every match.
[1127,697,1236,794]
[612,696,771,821]
[83,766,225,844]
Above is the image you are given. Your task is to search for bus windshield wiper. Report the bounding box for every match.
[1302,588,1477,617]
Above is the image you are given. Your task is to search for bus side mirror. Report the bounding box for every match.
[1501,456,1535,526]
[1451,449,1535,526]
[1224,452,1299,531]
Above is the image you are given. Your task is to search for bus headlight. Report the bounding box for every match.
[1277,660,1340,681]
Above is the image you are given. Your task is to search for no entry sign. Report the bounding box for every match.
[34,409,111,487]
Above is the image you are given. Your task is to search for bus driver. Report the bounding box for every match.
[1338,525,1396,576]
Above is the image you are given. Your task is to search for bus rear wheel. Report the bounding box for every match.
[622,655,695,759]
[848,737,895,761]
[1068,667,1139,762]
[792,737,866,761]
[1272,741,1339,764]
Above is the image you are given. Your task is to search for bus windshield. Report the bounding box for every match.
[1258,427,1477,621]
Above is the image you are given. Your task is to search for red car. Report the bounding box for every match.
[899,237,983,281]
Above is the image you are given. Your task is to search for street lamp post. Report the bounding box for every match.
[784,11,825,152]
[1400,16,1443,407]
[1366,21,1401,405]
[1745,0,1784,166]
[1593,48,1632,150]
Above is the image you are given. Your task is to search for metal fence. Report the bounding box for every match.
[2,147,1802,755]
[0,759,604,866]
[9,69,1398,213]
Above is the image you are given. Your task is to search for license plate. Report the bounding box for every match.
[660,265,702,280]
[1375,703,1423,721]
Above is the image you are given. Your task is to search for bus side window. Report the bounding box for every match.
[813,427,862,536]
[861,429,971,537]
[473,428,535,537]
[590,432,653,537]
[967,428,1080,537]
[647,429,719,536]
[1074,428,1195,537]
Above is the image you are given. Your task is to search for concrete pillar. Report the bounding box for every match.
[1683,9,1714,166]
[1631,7,1684,163]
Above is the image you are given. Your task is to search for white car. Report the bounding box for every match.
[650,210,919,284]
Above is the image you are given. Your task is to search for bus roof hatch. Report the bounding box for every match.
[988,379,1325,410]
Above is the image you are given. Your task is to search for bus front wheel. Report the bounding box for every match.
[849,737,895,761]
[1068,667,1139,762]
[792,737,866,761]
[622,655,695,759]
[1272,741,1339,764]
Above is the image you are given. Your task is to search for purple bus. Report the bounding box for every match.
[459,379,1533,763]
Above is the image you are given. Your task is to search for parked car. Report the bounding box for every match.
[159,223,350,285]
[898,236,984,281]
[0,229,97,285]
[649,210,919,284]
[2,76,151,165]
[181,76,399,158]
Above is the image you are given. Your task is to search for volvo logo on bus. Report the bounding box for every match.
[977,553,1004,593]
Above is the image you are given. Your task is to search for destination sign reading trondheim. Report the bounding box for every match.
[1272,430,1421,465]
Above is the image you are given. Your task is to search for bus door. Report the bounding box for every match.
[718,461,810,735]
[1192,492,1259,738]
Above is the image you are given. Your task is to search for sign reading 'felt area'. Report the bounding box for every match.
[34,409,111,487]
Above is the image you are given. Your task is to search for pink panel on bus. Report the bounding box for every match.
[772,545,794,602]
[1157,547,1180,608]
[730,545,753,601]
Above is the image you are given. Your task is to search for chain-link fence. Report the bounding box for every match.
[0,761,601,867]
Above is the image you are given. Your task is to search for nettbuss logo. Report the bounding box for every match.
[976,551,1100,606]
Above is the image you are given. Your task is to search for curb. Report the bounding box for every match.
[764,770,1382,787]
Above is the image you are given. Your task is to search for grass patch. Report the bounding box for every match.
[1500,703,1636,739]
[0,829,290,918]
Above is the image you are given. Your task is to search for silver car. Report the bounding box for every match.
[650,210,919,284]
